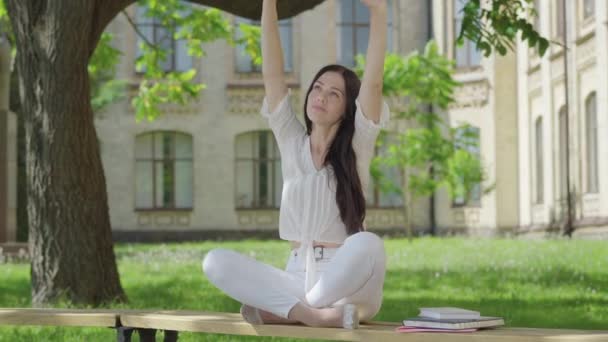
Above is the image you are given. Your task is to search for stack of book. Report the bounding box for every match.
[396,307,504,333]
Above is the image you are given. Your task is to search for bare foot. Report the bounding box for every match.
[258,308,299,324]
[315,307,344,327]
[289,304,358,328]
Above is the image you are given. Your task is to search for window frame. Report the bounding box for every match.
[451,125,482,208]
[233,17,293,74]
[135,131,194,211]
[557,107,569,201]
[366,135,404,209]
[134,5,194,74]
[553,0,566,42]
[452,0,482,70]
[234,130,283,210]
[584,92,599,194]
[534,117,544,204]
[337,0,393,68]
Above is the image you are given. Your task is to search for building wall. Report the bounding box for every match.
[430,0,520,236]
[517,0,608,237]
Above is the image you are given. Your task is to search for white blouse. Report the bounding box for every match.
[260,89,390,291]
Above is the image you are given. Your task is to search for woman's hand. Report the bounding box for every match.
[360,0,387,13]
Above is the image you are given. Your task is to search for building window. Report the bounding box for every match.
[135,5,193,73]
[235,131,282,209]
[452,125,481,207]
[585,92,598,193]
[533,0,541,30]
[337,0,393,67]
[534,117,544,204]
[135,131,194,210]
[366,134,403,208]
[583,0,595,20]
[453,0,482,69]
[235,17,293,73]
[554,0,565,42]
[558,107,568,200]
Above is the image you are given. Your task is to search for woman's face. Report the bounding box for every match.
[306,71,347,127]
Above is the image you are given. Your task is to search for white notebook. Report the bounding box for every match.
[419,307,481,320]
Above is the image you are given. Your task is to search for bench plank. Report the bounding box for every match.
[0,308,119,328]
[119,310,608,342]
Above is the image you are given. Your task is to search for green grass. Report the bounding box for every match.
[1,237,607,341]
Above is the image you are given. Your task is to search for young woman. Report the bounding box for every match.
[203,0,390,329]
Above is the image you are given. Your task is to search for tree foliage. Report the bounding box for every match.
[458,0,549,57]
[356,42,491,235]
[121,0,261,120]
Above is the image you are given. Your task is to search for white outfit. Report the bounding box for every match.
[202,90,390,320]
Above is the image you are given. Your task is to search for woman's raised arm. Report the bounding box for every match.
[358,0,388,123]
[262,0,288,111]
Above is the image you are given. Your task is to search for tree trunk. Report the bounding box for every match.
[6,0,126,305]
[402,167,413,241]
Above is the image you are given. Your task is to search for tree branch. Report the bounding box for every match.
[89,0,137,57]
[121,9,157,49]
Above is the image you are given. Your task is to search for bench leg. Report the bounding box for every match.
[137,328,157,342]
[116,327,178,341]
[116,327,134,342]
[163,330,179,342]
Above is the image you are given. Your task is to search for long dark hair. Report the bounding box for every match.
[303,64,366,235]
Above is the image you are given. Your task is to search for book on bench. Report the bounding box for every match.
[418,307,480,320]
[402,316,505,330]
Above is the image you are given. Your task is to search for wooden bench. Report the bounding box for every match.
[2,308,608,341]
[0,308,172,341]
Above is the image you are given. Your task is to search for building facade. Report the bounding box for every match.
[517,0,608,237]
[97,0,432,239]
[429,0,520,236]
[429,0,607,238]
[2,0,606,242]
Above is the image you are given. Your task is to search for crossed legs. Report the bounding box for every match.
[202,232,386,327]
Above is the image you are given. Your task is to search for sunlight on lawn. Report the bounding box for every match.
[1,237,607,341]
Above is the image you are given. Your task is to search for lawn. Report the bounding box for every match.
[1,237,607,341]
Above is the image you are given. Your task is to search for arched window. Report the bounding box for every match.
[135,3,193,73]
[558,107,568,200]
[453,0,481,68]
[554,0,565,42]
[235,131,282,209]
[585,92,598,193]
[135,131,193,210]
[583,0,595,19]
[535,117,544,204]
[366,133,403,208]
[453,125,481,207]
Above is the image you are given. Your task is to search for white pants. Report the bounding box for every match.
[202,231,386,321]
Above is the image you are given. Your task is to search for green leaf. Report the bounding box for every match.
[458,0,551,57]
[365,40,488,205]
